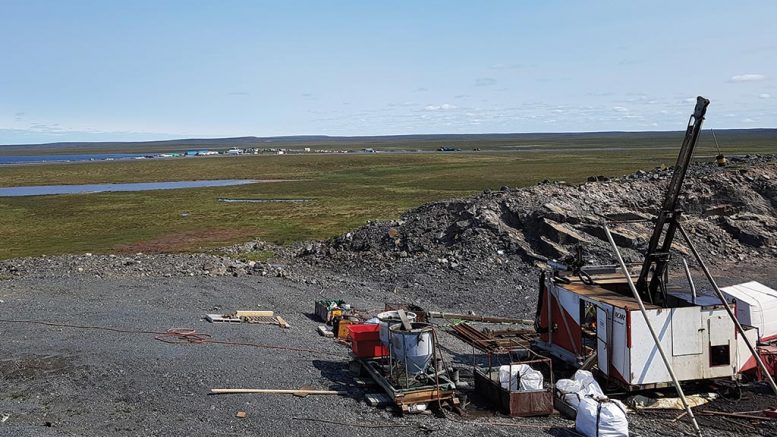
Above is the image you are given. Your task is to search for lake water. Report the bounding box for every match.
[218,198,309,203]
[0,153,150,165]
[0,180,257,197]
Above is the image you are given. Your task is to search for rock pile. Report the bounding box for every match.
[0,251,297,281]
[291,155,777,314]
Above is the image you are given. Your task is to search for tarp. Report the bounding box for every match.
[721,281,777,342]
[628,393,717,410]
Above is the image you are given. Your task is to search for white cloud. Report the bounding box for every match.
[475,77,496,87]
[730,73,767,82]
[612,106,629,112]
[742,118,756,123]
[760,93,771,99]
[423,103,458,111]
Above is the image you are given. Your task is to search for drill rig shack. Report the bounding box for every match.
[533,97,764,391]
[534,264,756,390]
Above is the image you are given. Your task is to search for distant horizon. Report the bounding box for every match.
[2,1,775,145]
[2,126,775,148]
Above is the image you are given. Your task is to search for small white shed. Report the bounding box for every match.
[721,281,777,342]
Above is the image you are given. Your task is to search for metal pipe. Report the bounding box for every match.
[604,224,702,436]
[677,223,777,397]
[427,311,533,325]
[682,258,697,305]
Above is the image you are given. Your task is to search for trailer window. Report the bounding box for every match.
[709,345,730,367]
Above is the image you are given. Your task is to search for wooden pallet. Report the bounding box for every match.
[206,313,291,329]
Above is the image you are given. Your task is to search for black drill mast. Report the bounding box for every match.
[635,96,710,304]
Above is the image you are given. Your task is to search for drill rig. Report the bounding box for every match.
[636,97,708,305]
[533,97,771,394]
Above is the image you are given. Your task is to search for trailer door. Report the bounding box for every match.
[671,307,703,356]
[597,306,609,374]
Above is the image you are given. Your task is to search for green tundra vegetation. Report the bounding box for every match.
[0,135,773,259]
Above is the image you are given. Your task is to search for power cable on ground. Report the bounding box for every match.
[0,319,345,357]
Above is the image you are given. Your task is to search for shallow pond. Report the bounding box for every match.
[0,179,257,197]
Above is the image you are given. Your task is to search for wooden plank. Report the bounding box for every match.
[234,310,274,318]
[211,388,347,395]
[397,309,412,331]
[276,316,291,329]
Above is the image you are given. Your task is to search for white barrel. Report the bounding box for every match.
[377,311,417,345]
[389,322,433,375]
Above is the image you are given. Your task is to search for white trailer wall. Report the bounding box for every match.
[628,307,736,385]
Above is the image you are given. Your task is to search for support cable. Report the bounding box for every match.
[603,224,702,436]
[677,223,777,397]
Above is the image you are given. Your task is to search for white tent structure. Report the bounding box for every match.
[721,281,777,343]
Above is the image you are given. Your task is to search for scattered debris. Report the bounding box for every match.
[205,314,242,323]
[332,317,354,338]
[317,325,334,338]
[205,310,290,329]
[315,299,349,323]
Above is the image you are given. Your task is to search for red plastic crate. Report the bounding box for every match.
[348,324,387,358]
[347,324,380,341]
[351,339,388,358]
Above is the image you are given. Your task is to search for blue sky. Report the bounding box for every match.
[1,1,775,144]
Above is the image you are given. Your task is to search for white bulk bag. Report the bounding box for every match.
[556,370,605,411]
[556,378,584,409]
[574,370,604,397]
[498,364,544,391]
[575,395,629,437]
